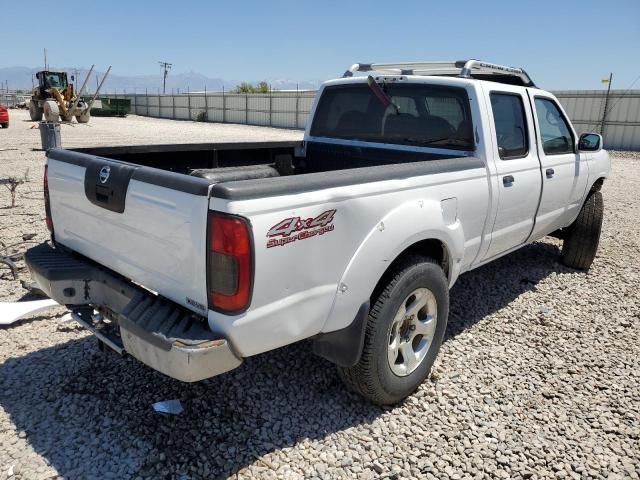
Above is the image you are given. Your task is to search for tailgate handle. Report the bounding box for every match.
[84,161,137,213]
[95,184,112,203]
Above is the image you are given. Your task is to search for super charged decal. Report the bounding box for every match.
[266,209,336,248]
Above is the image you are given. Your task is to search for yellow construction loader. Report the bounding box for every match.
[29,65,111,124]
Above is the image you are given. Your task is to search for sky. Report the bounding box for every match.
[0,0,638,90]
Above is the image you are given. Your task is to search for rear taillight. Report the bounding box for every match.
[43,165,53,234]
[207,212,253,313]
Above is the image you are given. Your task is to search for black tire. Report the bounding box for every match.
[561,191,604,270]
[29,101,43,121]
[337,254,449,405]
[0,123,8,129]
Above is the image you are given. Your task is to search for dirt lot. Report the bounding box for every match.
[0,110,638,480]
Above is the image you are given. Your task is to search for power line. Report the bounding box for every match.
[602,72,640,118]
[582,72,640,133]
[158,61,172,94]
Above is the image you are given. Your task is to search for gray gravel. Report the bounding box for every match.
[1,110,639,479]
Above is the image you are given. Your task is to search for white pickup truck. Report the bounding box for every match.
[26,60,610,405]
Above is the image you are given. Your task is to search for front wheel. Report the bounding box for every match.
[561,191,604,270]
[43,100,60,122]
[338,255,449,405]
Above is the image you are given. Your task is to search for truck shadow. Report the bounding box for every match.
[0,240,570,479]
[447,239,568,338]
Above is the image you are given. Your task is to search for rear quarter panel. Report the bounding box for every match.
[208,164,489,357]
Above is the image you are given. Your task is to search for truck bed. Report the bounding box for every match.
[65,140,463,195]
[45,140,477,319]
[70,141,301,174]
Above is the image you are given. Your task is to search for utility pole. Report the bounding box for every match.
[159,61,172,94]
[600,72,613,137]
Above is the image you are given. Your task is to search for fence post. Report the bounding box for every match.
[204,86,208,122]
[245,94,248,125]
[295,84,299,129]
[222,86,226,123]
[269,86,272,127]
[188,86,191,120]
[158,89,161,118]
[172,91,175,119]
[146,88,149,117]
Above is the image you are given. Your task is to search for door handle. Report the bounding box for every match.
[546,168,555,178]
[503,175,515,186]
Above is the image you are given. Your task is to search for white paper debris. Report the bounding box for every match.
[152,399,183,415]
[0,299,59,326]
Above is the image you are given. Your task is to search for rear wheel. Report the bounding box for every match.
[60,112,74,122]
[561,191,604,270]
[43,100,60,122]
[29,100,43,121]
[337,255,449,405]
[76,110,91,124]
[1,123,8,128]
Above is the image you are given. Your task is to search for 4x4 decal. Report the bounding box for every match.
[266,209,336,248]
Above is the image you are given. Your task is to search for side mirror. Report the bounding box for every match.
[578,132,602,152]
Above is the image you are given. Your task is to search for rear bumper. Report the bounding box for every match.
[25,243,242,382]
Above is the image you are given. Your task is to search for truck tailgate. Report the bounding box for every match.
[46,150,211,316]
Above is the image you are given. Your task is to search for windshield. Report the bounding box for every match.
[44,73,66,89]
[310,83,474,150]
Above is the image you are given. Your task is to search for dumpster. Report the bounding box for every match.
[91,97,131,117]
[88,97,131,117]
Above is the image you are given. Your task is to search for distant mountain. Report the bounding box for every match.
[0,66,321,93]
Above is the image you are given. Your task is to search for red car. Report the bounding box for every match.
[0,105,9,128]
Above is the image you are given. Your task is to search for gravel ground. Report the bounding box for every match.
[1,110,639,479]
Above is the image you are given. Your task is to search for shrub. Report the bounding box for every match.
[231,81,270,94]
[0,169,29,208]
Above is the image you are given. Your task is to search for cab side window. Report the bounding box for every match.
[490,93,528,159]
[534,98,574,155]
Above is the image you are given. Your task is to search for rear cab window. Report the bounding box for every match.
[310,83,474,151]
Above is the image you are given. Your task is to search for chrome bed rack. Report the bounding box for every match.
[343,60,535,87]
